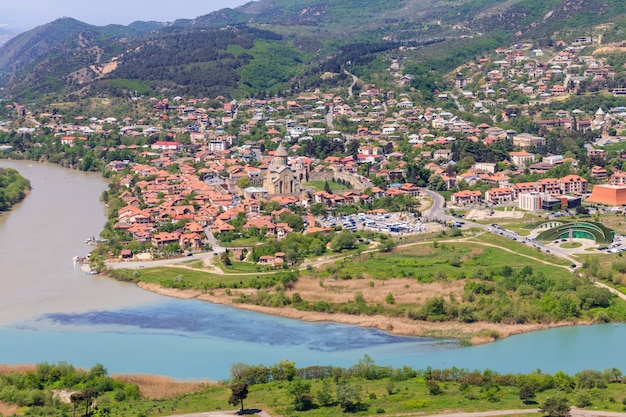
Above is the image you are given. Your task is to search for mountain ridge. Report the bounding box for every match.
[1,0,626,101]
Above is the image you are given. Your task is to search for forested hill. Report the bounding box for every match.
[2,0,626,100]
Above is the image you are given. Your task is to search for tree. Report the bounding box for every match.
[324,180,333,194]
[336,381,362,412]
[237,177,251,189]
[316,378,334,406]
[540,396,570,417]
[228,379,249,413]
[426,379,442,395]
[270,360,297,381]
[310,202,327,216]
[221,251,232,266]
[330,231,357,252]
[288,379,314,411]
[519,384,536,403]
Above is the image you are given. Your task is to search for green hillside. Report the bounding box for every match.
[2,0,626,100]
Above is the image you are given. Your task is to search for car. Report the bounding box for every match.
[570,264,577,269]
[545,249,551,253]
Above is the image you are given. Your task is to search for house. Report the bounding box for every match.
[513,133,545,150]
[591,166,608,181]
[509,151,535,167]
[433,149,452,160]
[451,190,482,206]
[151,141,183,151]
[485,187,515,204]
[610,171,626,185]
[179,233,203,250]
[558,174,588,195]
[151,232,180,248]
[537,178,561,195]
[399,183,421,197]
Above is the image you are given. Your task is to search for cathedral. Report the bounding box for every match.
[263,143,308,196]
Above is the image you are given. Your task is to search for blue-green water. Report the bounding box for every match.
[1,160,625,380]
[2,301,626,379]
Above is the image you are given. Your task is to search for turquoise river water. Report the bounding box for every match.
[0,160,624,380]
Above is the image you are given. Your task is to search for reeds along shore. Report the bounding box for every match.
[137,282,581,345]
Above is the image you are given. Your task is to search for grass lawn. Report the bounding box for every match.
[220,236,264,247]
[472,233,573,267]
[219,260,274,273]
[560,242,583,249]
[304,180,351,191]
[594,213,626,235]
[320,239,573,281]
[112,266,287,289]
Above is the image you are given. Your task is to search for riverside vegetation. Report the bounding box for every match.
[0,168,30,212]
[2,359,626,417]
[107,228,626,342]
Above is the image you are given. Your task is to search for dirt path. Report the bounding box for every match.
[164,406,626,417]
[165,410,270,417]
[592,280,626,301]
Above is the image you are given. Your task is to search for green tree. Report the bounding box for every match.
[310,203,327,216]
[270,360,297,381]
[426,380,442,395]
[237,177,251,189]
[324,180,332,194]
[336,381,362,412]
[330,231,357,252]
[228,379,248,413]
[519,384,536,403]
[540,396,570,417]
[221,251,232,266]
[287,379,314,411]
[316,378,334,406]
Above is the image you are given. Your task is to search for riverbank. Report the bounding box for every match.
[137,281,582,345]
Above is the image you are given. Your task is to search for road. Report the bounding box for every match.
[165,411,270,417]
[421,188,580,267]
[344,70,359,99]
[164,406,626,417]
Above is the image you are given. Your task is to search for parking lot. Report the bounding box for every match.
[319,212,441,235]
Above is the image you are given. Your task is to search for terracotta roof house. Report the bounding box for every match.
[451,190,482,205]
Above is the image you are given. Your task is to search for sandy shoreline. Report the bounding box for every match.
[137,282,582,344]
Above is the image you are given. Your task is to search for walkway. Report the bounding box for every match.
[165,410,270,417]
[164,406,626,417]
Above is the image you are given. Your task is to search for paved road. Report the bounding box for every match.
[421,188,581,266]
[344,70,359,99]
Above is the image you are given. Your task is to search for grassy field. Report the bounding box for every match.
[472,233,573,267]
[111,266,287,290]
[560,242,583,249]
[316,240,572,282]
[100,375,626,417]
[304,180,351,191]
[6,362,626,417]
[220,236,263,247]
